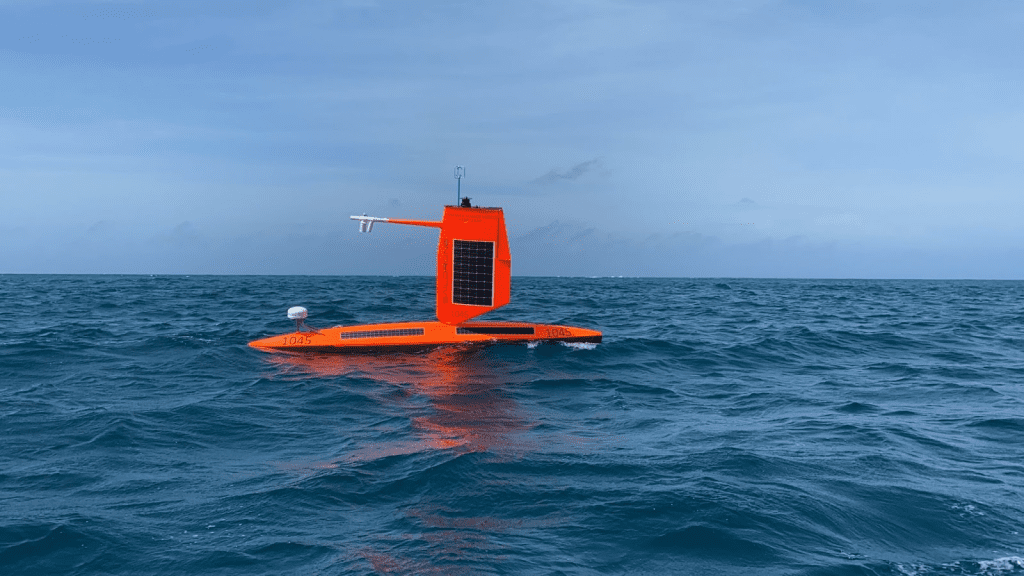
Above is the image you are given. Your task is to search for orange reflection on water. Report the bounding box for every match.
[264,345,535,463]
[264,346,537,572]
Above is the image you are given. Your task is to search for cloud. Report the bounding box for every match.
[2,2,1023,277]
[508,220,1024,279]
[532,159,600,183]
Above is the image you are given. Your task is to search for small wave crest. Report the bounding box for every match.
[894,556,1024,575]
[978,557,1024,573]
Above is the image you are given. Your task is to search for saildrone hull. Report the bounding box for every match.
[248,321,602,353]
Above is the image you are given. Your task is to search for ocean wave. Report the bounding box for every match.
[3,276,1024,575]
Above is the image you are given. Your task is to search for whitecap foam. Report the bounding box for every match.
[893,563,927,576]
[977,557,1024,573]
[951,502,987,518]
[559,341,597,350]
[916,556,1024,575]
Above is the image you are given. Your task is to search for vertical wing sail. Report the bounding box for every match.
[435,206,510,324]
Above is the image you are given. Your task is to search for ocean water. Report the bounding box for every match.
[2,275,1024,575]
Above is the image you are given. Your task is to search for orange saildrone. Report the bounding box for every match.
[249,199,602,353]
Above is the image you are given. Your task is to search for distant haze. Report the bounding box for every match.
[2,1,1022,278]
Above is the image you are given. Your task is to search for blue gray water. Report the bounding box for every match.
[2,275,1024,575]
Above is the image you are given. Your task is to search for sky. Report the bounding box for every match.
[1,0,1022,278]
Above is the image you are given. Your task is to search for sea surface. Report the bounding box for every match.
[2,275,1024,575]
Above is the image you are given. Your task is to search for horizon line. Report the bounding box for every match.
[2,273,1022,281]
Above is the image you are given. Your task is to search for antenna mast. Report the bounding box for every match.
[454,165,465,204]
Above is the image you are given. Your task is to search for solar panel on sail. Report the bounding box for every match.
[452,240,493,306]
